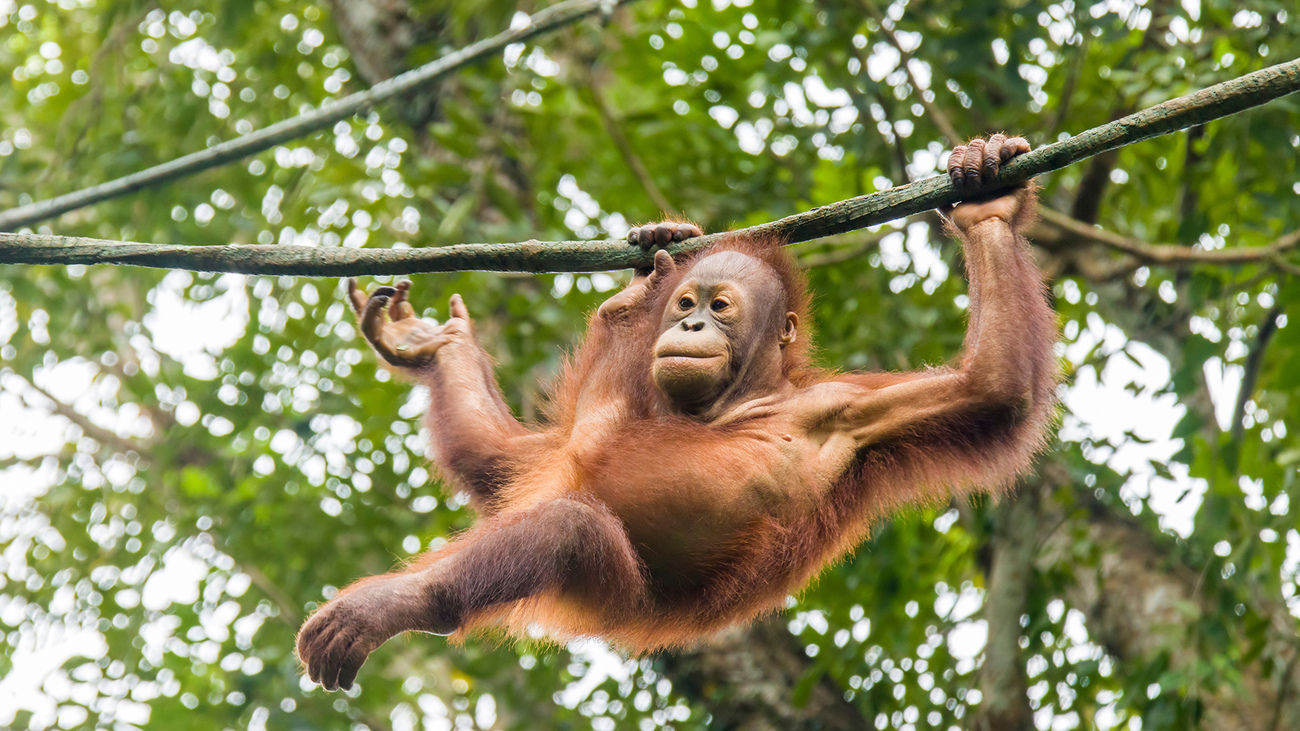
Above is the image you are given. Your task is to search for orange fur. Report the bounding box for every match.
[411,208,1053,651]
[298,163,1058,690]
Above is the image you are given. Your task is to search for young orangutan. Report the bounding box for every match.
[296,134,1057,691]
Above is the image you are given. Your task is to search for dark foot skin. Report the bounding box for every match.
[296,572,460,691]
[946,133,1030,191]
[627,221,702,249]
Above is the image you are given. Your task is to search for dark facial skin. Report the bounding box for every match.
[652,251,797,413]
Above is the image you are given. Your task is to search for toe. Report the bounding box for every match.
[389,281,415,321]
[337,646,367,691]
[318,632,354,691]
[346,279,367,315]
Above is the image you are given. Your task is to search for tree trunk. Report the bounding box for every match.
[326,0,441,128]
[1046,500,1300,730]
[970,487,1039,731]
[661,616,867,731]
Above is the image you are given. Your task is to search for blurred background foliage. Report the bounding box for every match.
[1,0,1298,729]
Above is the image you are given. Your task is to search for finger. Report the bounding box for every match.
[963,139,986,187]
[983,134,1006,179]
[672,223,702,241]
[653,223,674,247]
[1003,136,1031,159]
[448,294,471,322]
[347,279,367,316]
[627,226,644,248]
[650,250,676,280]
[947,146,967,187]
[360,294,392,355]
[389,281,415,321]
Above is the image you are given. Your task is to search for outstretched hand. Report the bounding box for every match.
[347,279,471,367]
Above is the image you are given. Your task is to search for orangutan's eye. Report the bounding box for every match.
[678,296,695,310]
[711,299,729,312]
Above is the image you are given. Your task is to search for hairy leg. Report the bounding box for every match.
[296,498,644,691]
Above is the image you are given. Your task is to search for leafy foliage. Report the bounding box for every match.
[1,0,1298,729]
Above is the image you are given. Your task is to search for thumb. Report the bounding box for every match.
[647,250,676,286]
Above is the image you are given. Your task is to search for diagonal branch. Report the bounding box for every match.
[0,58,1298,275]
[857,0,962,145]
[238,562,304,626]
[587,75,677,215]
[1230,304,1283,444]
[6,374,145,456]
[0,0,637,232]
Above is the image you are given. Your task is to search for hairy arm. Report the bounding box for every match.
[349,280,543,508]
[796,137,1058,505]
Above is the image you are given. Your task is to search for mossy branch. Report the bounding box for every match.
[1,58,1297,275]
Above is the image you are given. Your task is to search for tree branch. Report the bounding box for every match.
[857,0,962,145]
[971,486,1038,731]
[1037,207,1300,266]
[238,562,304,626]
[795,228,891,268]
[1,59,1297,275]
[0,0,635,232]
[587,75,677,215]
[1230,304,1283,444]
[6,373,144,456]
[1045,496,1300,730]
